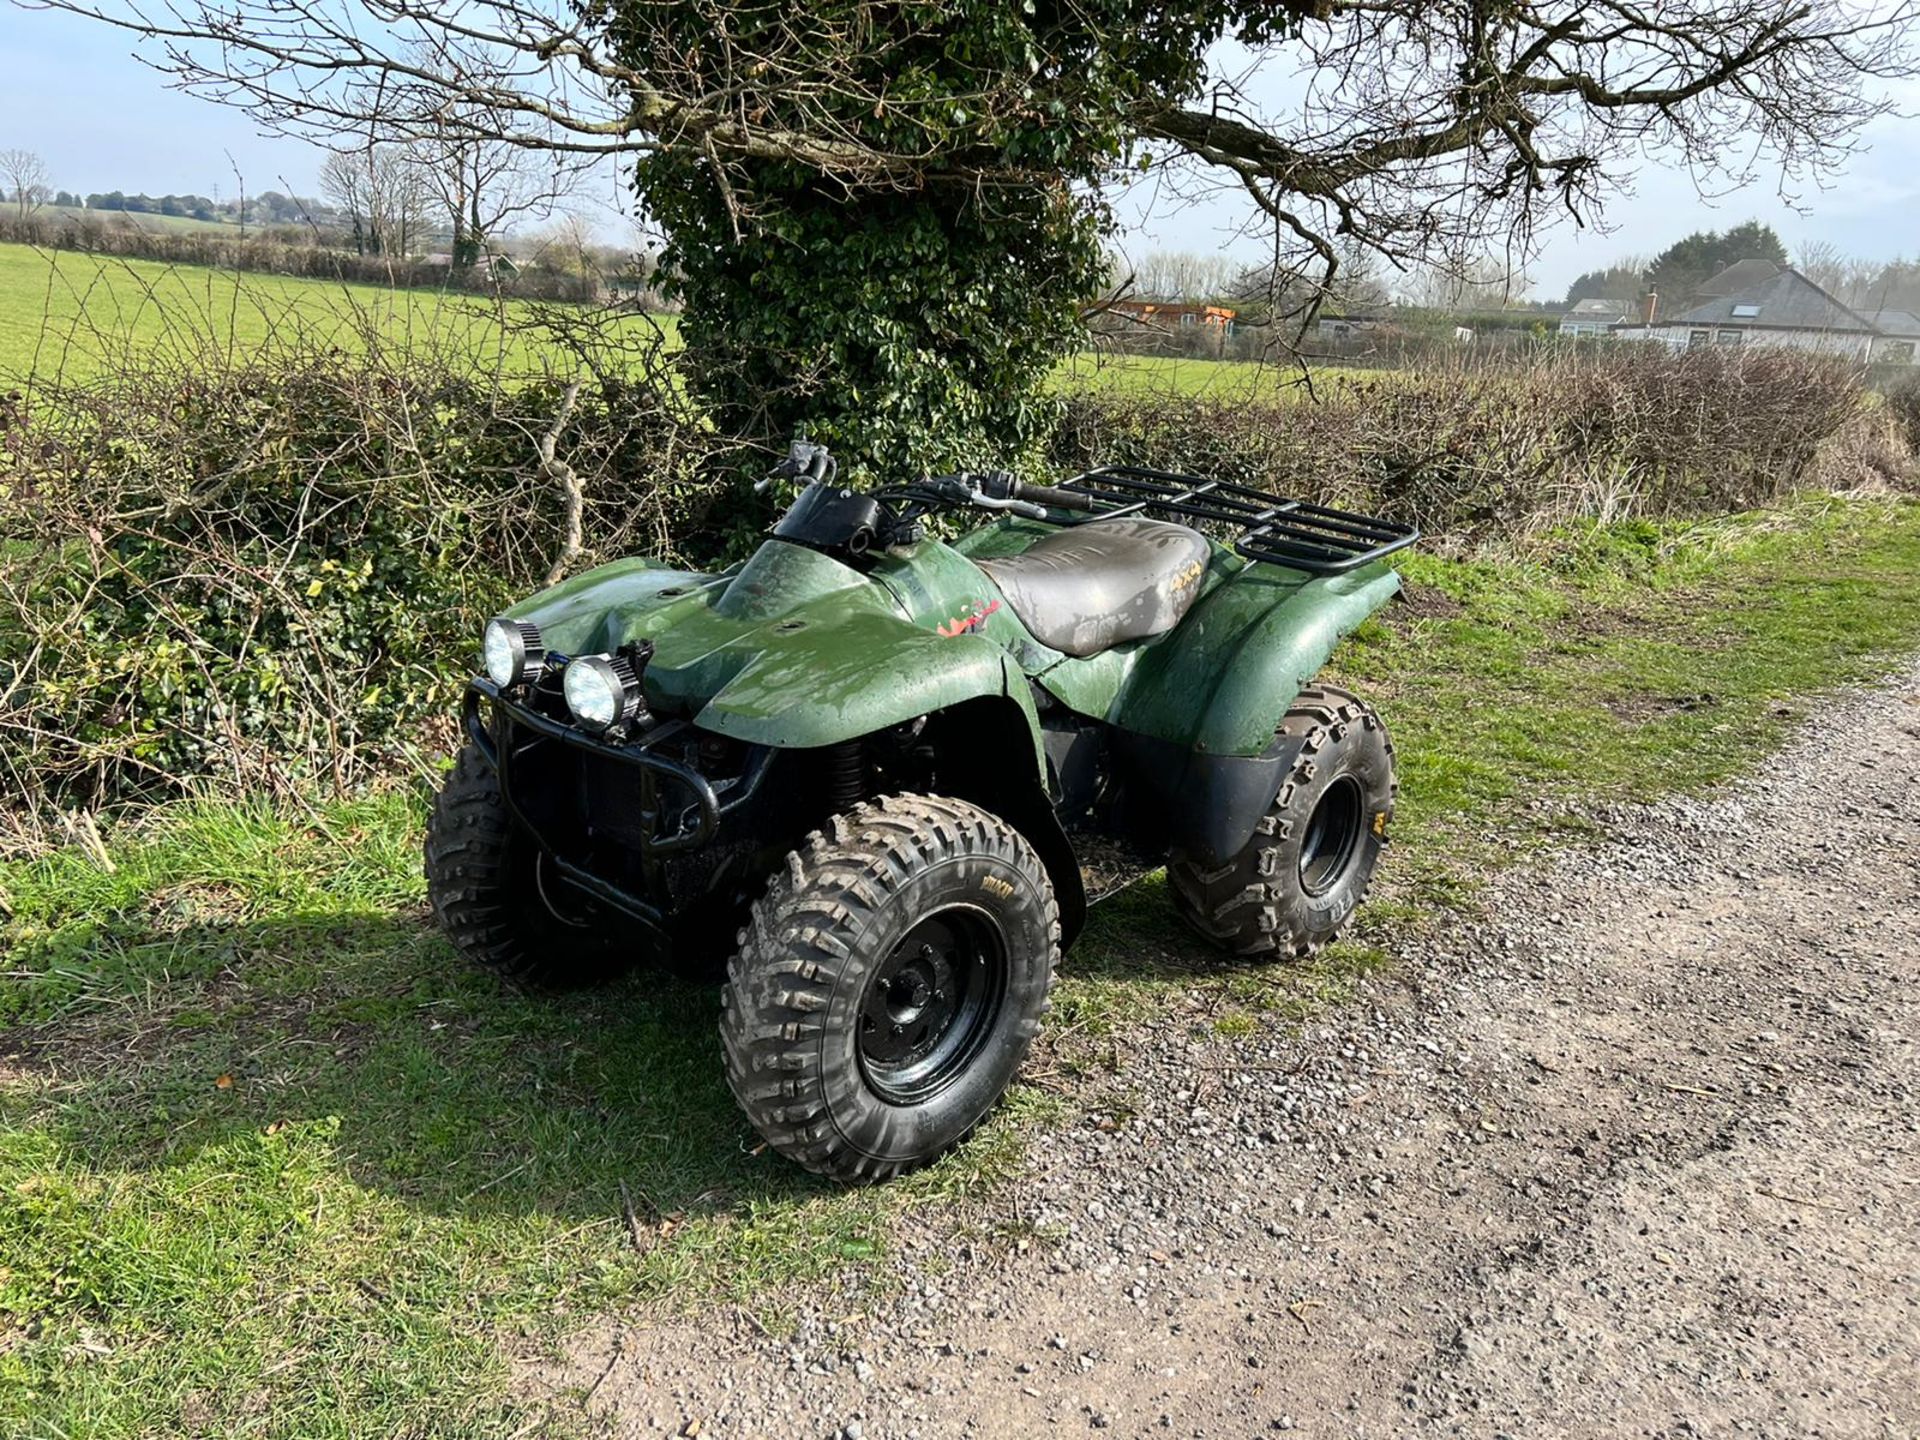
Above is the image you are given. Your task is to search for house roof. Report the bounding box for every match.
[1667,266,1872,333]
[1568,298,1629,318]
[1868,308,1920,337]
[1690,258,1784,298]
[1110,300,1236,317]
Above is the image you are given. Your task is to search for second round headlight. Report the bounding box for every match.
[563,655,642,732]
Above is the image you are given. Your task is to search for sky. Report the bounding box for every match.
[1111,38,1920,300]
[0,7,324,207]
[3,5,1917,302]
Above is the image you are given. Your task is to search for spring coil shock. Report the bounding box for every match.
[826,740,867,812]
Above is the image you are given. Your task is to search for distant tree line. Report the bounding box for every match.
[0,203,667,308]
[55,188,344,228]
[1562,222,1789,308]
[1793,241,1920,317]
[6,132,577,272]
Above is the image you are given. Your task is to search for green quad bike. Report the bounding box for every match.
[427,441,1416,1181]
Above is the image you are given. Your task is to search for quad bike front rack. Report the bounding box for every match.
[462,678,774,925]
[1054,465,1418,575]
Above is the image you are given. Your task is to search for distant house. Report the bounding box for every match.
[1558,297,1631,338]
[1316,313,1388,339]
[1867,308,1920,365]
[1108,300,1236,334]
[423,251,516,280]
[1613,260,1920,365]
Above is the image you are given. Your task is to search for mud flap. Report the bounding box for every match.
[1109,727,1305,870]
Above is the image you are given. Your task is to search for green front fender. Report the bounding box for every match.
[1110,560,1401,755]
[506,541,1047,782]
[695,617,1044,768]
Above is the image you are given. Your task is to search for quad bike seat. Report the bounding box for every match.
[976,517,1213,658]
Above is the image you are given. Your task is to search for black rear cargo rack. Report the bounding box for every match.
[1055,465,1417,575]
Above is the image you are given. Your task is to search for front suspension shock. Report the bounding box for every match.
[826,739,867,812]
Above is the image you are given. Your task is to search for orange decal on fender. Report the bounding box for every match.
[937,599,1002,638]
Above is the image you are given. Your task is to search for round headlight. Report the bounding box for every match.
[482,618,543,688]
[563,655,641,733]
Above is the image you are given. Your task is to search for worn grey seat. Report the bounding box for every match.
[976,518,1212,658]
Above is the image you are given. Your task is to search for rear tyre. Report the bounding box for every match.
[721,794,1059,1182]
[424,743,634,990]
[1169,685,1396,960]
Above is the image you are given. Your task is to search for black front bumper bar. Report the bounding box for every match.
[462,677,770,925]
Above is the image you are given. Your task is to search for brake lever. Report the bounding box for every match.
[967,490,1048,520]
[753,460,798,495]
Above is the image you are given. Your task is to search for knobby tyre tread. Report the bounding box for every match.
[721,793,1060,1183]
[424,742,629,990]
[1169,685,1396,960]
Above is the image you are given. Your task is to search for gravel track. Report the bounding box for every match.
[536,663,1920,1439]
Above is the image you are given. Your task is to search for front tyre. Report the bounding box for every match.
[1170,685,1396,960]
[721,794,1059,1182]
[424,743,633,990]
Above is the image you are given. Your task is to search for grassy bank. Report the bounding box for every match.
[3,492,1919,1436]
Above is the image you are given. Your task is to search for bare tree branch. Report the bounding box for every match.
[19,0,1919,339]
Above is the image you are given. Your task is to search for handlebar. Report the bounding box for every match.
[969,493,1049,520]
[756,439,838,494]
[1013,481,1099,514]
[914,474,1045,519]
[929,471,1100,518]
[763,441,1101,524]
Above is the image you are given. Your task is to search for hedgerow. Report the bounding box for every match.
[0,318,716,835]
[1051,346,1880,537]
[0,336,1901,842]
[1886,372,1920,453]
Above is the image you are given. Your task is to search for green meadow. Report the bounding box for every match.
[0,241,1343,397]
[0,242,676,384]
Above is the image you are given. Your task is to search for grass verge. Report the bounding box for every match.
[3,492,1918,1436]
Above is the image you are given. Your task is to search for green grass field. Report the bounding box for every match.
[0,242,1343,397]
[6,492,1920,1436]
[0,242,676,384]
[1055,350,1300,397]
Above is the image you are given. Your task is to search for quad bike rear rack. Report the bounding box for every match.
[1054,465,1418,575]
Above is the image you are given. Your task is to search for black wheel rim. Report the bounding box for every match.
[857,905,1008,1105]
[1299,776,1365,896]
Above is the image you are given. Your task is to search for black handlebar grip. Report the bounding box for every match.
[1014,481,1099,513]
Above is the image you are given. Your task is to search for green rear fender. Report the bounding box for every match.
[1112,560,1402,755]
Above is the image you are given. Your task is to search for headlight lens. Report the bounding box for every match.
[482,618,543,688]
[563,655,642,732]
